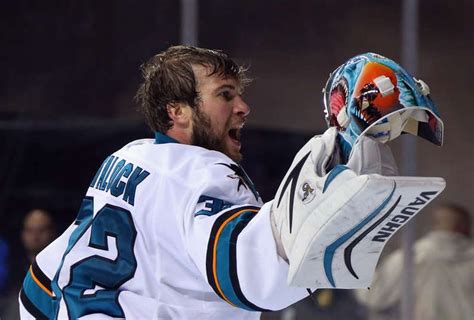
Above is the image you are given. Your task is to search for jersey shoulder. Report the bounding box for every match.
[90,139,262,208]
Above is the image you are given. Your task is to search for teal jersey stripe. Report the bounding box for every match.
[154,132,179,144]
[214,210,260,311]
[22,270,53,318]
[206,206,268,312]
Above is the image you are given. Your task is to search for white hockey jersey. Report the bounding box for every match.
[19,133,308,319]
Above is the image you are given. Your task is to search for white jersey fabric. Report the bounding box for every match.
[356,230,474,320]
[19,134,308,319]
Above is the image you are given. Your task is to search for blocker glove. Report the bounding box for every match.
[270,128,445,288]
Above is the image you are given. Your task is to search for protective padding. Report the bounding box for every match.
[323,53,444,149]
[287,175,445,288]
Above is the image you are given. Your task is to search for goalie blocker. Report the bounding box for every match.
[271,128,445,288]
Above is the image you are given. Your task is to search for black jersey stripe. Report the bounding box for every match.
[228,217,270,311]
[206,205,268,311]
[20,288,48,320]
[206,206,256,302]
[31,260,52,293]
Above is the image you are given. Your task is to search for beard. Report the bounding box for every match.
[191,108,242,163]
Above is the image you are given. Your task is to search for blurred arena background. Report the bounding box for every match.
[0,1,473,319]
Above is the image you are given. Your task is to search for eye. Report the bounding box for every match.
[218,90,234,101]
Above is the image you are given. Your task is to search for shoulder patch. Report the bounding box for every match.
[217,163,260,202]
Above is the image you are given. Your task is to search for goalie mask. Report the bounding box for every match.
[323,53,444,153]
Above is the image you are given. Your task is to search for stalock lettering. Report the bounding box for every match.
[89,156,150,206]
[123,167,150,206]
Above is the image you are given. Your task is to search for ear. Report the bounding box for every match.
[167,102,192,128]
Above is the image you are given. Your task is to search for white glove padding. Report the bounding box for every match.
[271,129,446,288]
[271,127,340,260]
[347,135,399,176]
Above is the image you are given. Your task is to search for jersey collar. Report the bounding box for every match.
[155,132,179,144]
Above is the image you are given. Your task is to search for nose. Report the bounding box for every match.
[234,96,250,117]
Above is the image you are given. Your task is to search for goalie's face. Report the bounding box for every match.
[191,65,250,162]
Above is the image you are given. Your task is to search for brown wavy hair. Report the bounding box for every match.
[135,45,250,133]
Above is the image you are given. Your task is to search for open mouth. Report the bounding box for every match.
[228,125,243,143]
[354,104,383,127]
[331,79,384,128]
[330,80,348,114]
[328,79,348,127]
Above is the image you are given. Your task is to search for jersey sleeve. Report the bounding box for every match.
[183,156,309,311]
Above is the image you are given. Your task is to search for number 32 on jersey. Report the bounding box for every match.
[52,197,137,318]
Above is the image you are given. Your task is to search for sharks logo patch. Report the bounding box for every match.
[217,163,260,202]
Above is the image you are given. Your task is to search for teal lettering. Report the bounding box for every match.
[110,163,133,197]
[123,167,150,206]
[97,156,115,190]
[90,158,109,188]
[106,160,126,192]
[100,157,118,191]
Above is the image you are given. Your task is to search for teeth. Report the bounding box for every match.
[341,82,348,103]
[231,123,245,130]
[333,79,349,105]
[354,108,369,122]
[342,82,348,95]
